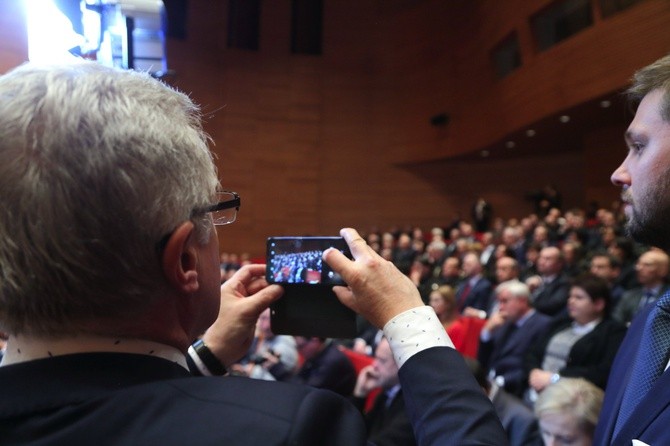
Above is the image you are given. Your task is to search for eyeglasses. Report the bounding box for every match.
[194,191,241,226]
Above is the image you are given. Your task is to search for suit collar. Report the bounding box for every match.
[0,352,191,418]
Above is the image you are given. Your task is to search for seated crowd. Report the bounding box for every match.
[224,205,669,445]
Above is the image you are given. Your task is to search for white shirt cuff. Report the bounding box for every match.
[383,306,454,368]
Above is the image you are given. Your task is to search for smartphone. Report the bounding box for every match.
[266,236,357,338]
[266,236,351,286]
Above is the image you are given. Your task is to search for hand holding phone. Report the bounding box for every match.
[266,236,356,338]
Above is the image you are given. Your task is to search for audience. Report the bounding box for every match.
[613,248,670,326]
[351,337,415,445]
[275,336,357,397]
[456,251,494,314]
[529,247,571,318]
[525,274,626,405]
[428,285,483,358]
[534,378,604,446]
[478,280,553,397]
[230,308,299,380]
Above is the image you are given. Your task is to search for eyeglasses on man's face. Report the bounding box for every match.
[195,191,241,226]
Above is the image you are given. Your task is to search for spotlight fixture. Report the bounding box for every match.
[526,129,536,137]
[559,115,570,123]
[600,100,611,108]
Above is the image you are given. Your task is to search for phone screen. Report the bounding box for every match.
[266,236,350,286]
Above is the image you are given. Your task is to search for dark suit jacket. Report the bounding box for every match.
[613,284,670,326]
[478,311,553,396]
[1,347,509,445]
[531,274,571,317]
[352,388,416,446]
[491,389,542,446]
[457,276,494,313]
[0,353,366,445]
[594,303,670,445]
[399,346,509,445]
[525,317,627,390]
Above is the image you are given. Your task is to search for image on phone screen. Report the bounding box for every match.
[266,237,349,286]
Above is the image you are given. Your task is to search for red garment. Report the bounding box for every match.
[446,317,486,359]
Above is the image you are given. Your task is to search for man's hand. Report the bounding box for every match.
[483,311,505,333]
[529,368,553,392]
[323,228,424,329]
[202,264,283,367]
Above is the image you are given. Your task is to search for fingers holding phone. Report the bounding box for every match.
[324,228,424,328]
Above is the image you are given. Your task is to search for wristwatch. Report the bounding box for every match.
[188,339,227,376]
[550,373,561,384]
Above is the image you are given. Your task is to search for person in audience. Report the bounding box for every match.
[0,61,507,444]
[429,285,482,357]
[478,280,553,397]
[439,256,463,289]
[588,252,625,307]
[526,274,626,403]
[467,358,542,446]
[501,225,527,265]
[351,337,415,445]
[275,336,356,396]
[529,246,571,318]
[393,233,417,275]
[535,378,604,446]
[613,248,670,326]
[607,236,641,290]
[561,240,585,278]
[230,308,298,380]
[457,251,494,314]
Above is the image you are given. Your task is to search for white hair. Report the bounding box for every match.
[0,61,219,336]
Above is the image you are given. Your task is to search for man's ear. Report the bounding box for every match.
[162,221,200,294]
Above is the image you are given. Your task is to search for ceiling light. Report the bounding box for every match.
[526,129,536,137]
[600,100,611,108]
[559,115,570,123]
[505,141,516,149]
[480,150,490,158]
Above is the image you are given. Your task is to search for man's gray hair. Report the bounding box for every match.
[0,61,219,336]
[495,280,530,300]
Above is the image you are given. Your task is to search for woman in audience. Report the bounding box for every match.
[534,378,604,446]
[525,274,626,403]
[429,285,483,358]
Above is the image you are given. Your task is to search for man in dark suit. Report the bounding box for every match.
[478,280,553,397]
[278,337,356,396]
[595,52,670,445]
[529,246,571,318]
[0,62,507,445]
[352,337,415,445]
[613,248,670,326]
[457,251,494,314]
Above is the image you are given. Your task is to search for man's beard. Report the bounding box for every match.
[625,191,670,250]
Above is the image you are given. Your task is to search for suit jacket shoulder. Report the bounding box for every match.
[0,353,366,446]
